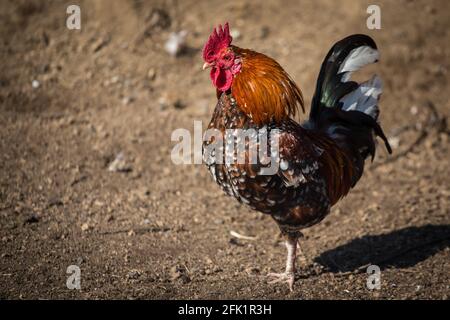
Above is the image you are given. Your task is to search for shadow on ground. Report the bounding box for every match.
[315,224,450,273]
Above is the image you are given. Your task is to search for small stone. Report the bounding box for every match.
[213,265,223,273]
[81,223,90,232]
[245,266,259,275]
[158,96,169,110]
[39,64,50,73]
[170,265,190,283]
[173,99,186,109]
[32,80,40,89]
[127,270,141,280]
[92,36,110,53]
[170,266,182,280]
[130,171,142,179]
[122,96,133,106]
[164,31,187,57]
[108,152,132,173]
[147,68,156,80]
[410,105,419,115]
[94,200,104,207]
[145,8,171,33]
[110,75,120,84]
[136,187,150,198]
[24,214,39,225]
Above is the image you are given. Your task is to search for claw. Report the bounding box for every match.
[267,272,295,292]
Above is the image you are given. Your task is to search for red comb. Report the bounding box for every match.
[202,23,233,62]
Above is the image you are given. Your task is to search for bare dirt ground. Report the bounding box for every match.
[0,0,449,299]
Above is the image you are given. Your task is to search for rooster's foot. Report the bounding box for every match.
[267,271,295,292]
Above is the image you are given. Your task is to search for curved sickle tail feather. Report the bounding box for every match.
[308,34,392,164]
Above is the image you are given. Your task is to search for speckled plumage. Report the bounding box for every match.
[203,93,357,235]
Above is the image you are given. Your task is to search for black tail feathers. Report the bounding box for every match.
[308,34,392,159]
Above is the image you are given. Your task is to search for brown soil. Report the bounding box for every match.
[0,0,449,299]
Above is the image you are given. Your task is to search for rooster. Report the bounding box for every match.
[201,23,391,291]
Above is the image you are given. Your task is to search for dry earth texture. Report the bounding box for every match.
[0,0,449,299]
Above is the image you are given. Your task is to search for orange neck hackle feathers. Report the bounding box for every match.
[202,23,304,126]
[231,47,305,125]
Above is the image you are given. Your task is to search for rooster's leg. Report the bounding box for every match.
[267,234,300,291]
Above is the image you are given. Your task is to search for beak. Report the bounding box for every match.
[202,62,213,70]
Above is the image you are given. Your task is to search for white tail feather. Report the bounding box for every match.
[338,46,379,74]
[340,75,382,119]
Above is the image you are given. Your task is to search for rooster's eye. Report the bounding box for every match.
[222,54,234,63]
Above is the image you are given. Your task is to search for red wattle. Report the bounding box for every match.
[210,67,233,92]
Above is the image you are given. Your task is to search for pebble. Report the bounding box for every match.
[147,68,156,80]
[32,80,40,89]
[170,265,191,283]
[213,266,223,273]
[164,31,187,57]
[127,270,141,280]
[229,238,241,246]
[94,200,104,207]
[173,99,186,109]
[122,96,133,106]
[245,266,259,275]
[108,152,132,173]
[158,96,169,110]
[81,223,91,232]
[110,75,120,84]
[92,36,110,53]
[24,214,39,225]
[146,8,171,32]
